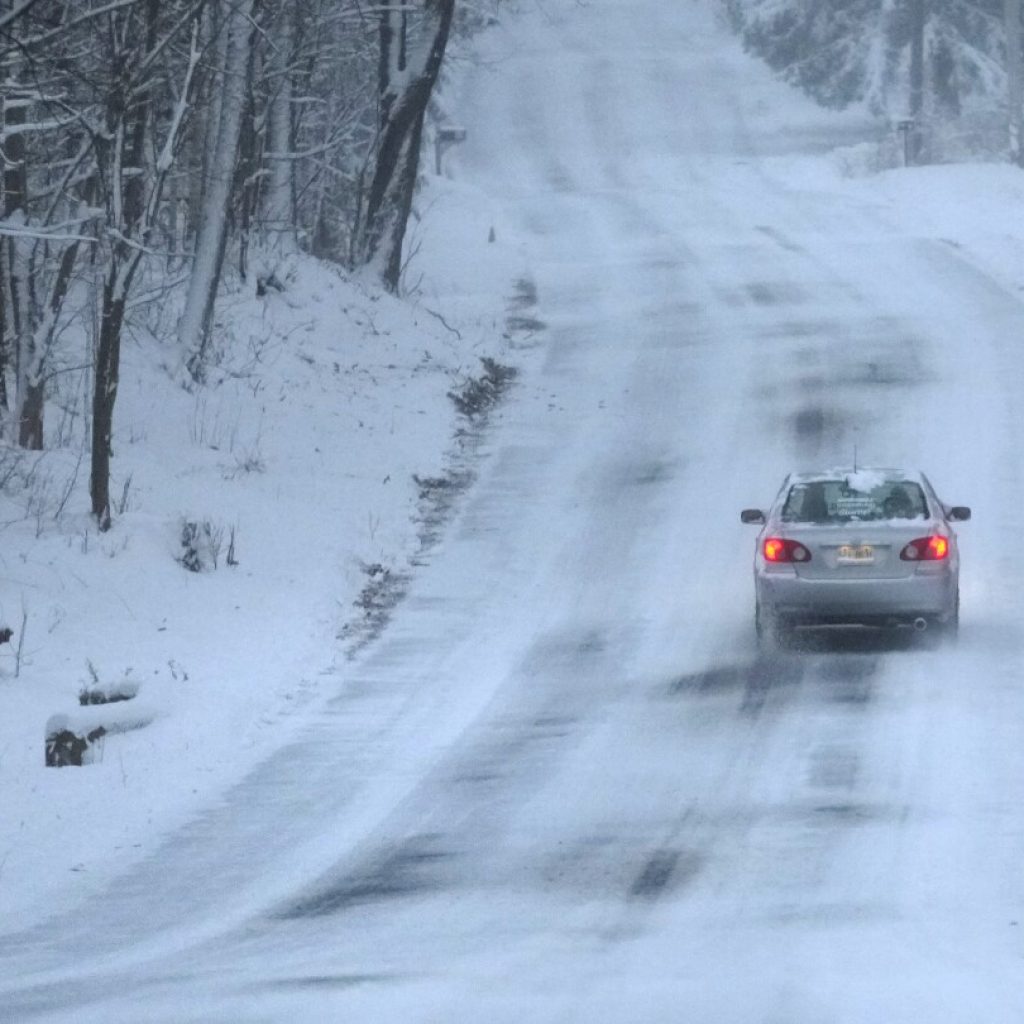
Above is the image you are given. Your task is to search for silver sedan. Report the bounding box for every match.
[741,469,970,645]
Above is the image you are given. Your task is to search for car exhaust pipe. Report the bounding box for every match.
[913,617,928,632]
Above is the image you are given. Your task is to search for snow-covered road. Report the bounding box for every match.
[6,2,1024,1020]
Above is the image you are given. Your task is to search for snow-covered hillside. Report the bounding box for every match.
[0,153,530,928]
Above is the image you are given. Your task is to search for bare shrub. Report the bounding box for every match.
[179,518,226,572]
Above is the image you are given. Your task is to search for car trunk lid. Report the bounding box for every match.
[786,523,932,580]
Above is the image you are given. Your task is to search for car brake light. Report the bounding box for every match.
[900,535,949,561]
[763,538,811,563]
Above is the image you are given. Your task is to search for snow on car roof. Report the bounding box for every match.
[789,467,924,486]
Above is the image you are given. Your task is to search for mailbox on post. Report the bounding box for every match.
[435,125,467,173]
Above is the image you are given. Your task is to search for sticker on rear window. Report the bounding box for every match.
[834,496,875,517]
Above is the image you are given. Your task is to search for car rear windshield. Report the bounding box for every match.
[781,478,928,524]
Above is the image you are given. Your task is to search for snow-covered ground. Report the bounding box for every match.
[4,1,1024,1020]
[0,90,527,926]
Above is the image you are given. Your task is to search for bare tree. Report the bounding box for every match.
[179,0,255,382]
[89,0,203,526]
[353,0,454,292]
[295,0,377,264]
[1,0,205,520]
[1,6,97,448]
[0,77,28,423]
[260,0,296,255]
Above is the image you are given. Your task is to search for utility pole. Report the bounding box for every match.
[908,0,925,164]
[1007,0,1023,165]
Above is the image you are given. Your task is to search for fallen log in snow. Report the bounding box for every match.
[45,702,157,767]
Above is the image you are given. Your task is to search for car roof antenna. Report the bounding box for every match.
[853,444,858,472]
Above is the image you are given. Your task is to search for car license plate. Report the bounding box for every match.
[837,544,874,564]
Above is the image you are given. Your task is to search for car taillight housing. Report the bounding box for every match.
[763,537,811,563]
[900,535,949,561]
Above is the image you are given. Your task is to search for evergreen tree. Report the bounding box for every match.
[727,0,1004,117]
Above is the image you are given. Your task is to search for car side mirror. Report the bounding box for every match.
[740,509,766,525]
[947,506,971,522]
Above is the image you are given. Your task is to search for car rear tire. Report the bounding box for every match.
[936,590,960,643]
[756,602,792,650]
[921,592,959,647]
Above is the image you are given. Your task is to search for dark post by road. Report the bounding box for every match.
[897,120,915,167]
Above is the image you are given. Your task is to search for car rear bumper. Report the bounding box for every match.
[756,569,956,625]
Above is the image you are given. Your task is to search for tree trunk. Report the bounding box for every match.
[18,382,43,449]
[261,1,296,253]
[236,87,259,280]
[180,0,255,380]
[4,87,29,435]
[90,270,125,529]
[0,243,9,414]
[191,1,226,233]
[1008,0,1024,165]
[20,235,84,449]
[354,0,455,292]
